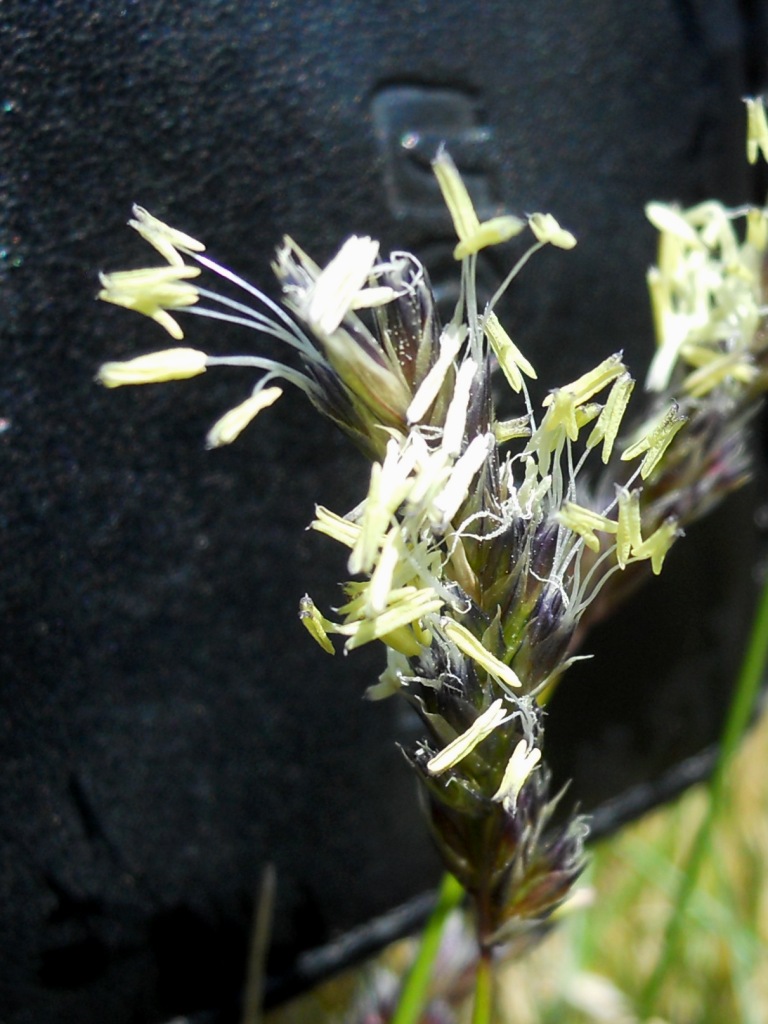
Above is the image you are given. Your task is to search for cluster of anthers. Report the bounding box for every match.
[98,98,768,953]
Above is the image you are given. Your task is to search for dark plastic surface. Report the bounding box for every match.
[2,2,767,1022]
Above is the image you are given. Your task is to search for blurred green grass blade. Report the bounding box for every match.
[390,871,464,1024]
[640,571,768,1017]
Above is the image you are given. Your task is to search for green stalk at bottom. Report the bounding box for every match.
[390,871,465,1024]
[470,949,494,1024]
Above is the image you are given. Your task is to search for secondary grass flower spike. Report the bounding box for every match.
[97,100,768,1009]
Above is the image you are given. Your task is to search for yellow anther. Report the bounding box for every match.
[129,205,206,266]
[645,202,704,247]
[494,416,531,444]
[441,618,522,692]
[587,372,635,463]
[558,502,618,553]
[528,212,577,249]
[745,96,768,165]
[543,352,625,410]
[632,517,682,575]
[432,149,481,241]
[453,215,526,260]
[427,698,509,774]
[621,403,687,479]
[96,347,207,387]
[306,236,380,337]
[616,488,642,568]
[298,595,336,654]
[205,387,283,448]
[484,312,537,393]
[492,739,542,808]
[747,206,768,251]
[310,506,361,548]
[98,264,201,339]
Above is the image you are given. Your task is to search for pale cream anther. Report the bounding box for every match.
[205,386,283,448]
[528,212,577,250]
[129,205,206,266]
[441,618,522,692]
[492,739,542,809]
[306,236,381,337]
[427,698,509,774]
[96,347,207,387]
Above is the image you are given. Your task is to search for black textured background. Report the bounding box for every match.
[2,2,767,1022]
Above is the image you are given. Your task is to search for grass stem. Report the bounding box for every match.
[470,949,494,1024]
[389,872,464,1024]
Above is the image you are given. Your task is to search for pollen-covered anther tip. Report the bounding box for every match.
[96,347,208,388]
[298,595,336,654]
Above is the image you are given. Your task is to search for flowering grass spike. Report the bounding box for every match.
[97,99,768,999]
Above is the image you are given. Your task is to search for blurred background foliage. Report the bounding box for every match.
[267,689,768,1024]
